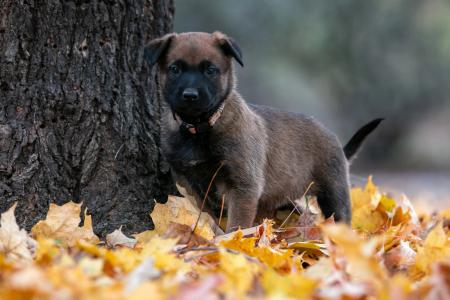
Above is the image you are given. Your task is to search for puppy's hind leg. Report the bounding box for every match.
[226,191,259,233]
[315,169,351,223]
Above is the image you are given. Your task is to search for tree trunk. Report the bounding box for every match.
[0,0,175,237]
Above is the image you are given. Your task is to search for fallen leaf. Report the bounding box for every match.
[413,222,450,276]
[0,203,35,262]
[31,202,99,247]
[106,227,137,248]
[0,266,53,299]
[287,241,328,257]
[148,196,216,241]
[124,258,161,294]
[162,222,211,247]
[0,176,447,299]
[214,225,258,243]
[218,249,260,297]
[351,177,388,233]
[262,268,317,299]
[140,236,190,274]
[171,274,223,300]
[125,281,164,300]
[425,262,450,300]
[383,240,416,273]
[220,230,257,255]
[321,223,387,282]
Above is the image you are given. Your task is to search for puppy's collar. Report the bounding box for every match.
[173,101,226,135]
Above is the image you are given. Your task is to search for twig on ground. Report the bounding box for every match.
[184,250,219,262]
[175,246,218,254]
[179,246,262,264]
[189,162,224,243]
[218,194,225,230]
[214,225,259,242]
[279,181,315,229]
[287,196,303,215]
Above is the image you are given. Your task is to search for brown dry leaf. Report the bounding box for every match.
[31,202,99,247]
[383,240,416,274]
[162,222,211,246]
[0,203,35,262]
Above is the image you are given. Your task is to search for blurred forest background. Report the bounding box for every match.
[175,0,450,206]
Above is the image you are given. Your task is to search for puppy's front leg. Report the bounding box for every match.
[225,192,259,232]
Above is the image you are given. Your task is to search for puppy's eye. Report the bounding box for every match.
[205,65,219,76]
[168,65,181,75]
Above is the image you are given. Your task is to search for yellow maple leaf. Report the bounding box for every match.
[441,208,450,218]
[133,230,157,245]
[140,236,189,274]
[413,222,450,276]
[34,237,60,265]
[77,240,140,274]
[262,268,317,299]
[220,228,293,270]
[351,176,378,210]
[105,247,141,273]
[321,223,387,281]
[380,194,397,213]
[31,202,99,247]
[254,246,294,270]
[0,203,35,262]
[141,196,216,242]
[219,230,257,255]
[218,249,260,297]
[351,177,388,234]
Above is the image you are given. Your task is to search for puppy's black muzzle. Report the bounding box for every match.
[182,88,199,101]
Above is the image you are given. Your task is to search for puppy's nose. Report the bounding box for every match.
[182,88,199,101]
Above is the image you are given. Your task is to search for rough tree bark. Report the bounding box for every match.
[0,0,175,237]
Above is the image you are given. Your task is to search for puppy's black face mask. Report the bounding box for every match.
[163,59,223,121]
[144,32,243,122]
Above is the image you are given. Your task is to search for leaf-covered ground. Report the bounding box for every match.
[0,177,449,299]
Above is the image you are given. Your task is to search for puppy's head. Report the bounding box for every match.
[145,32,243,120]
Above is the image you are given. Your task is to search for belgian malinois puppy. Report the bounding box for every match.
[145,32,382,232]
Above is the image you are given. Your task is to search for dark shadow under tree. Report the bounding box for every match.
[0,0,175,237]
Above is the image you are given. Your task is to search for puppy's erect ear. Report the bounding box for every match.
[213,31,244,67]
[144,33,175,67]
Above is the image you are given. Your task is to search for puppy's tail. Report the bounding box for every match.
[344,118,383,162]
